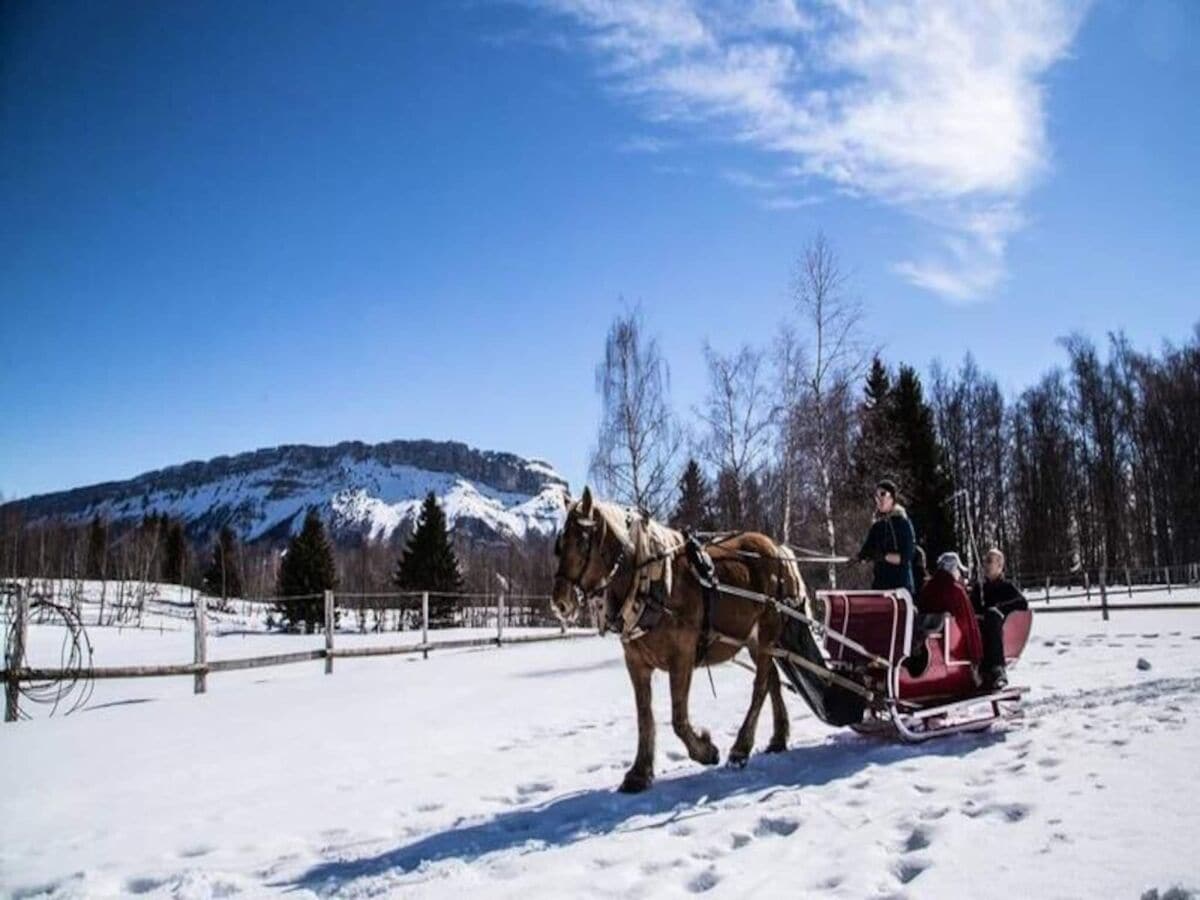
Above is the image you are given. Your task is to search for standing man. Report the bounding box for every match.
[857,479,915,597]
[971,548,1028,689]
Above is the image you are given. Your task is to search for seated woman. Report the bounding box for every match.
[917,552,983,667]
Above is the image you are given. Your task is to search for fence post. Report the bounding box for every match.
[496,591,505,646]
[1125,566,1132,598]
[324,590,334,675]
[421,591,429,660]
[5,584,28,722]
[193,589,207,695]
[1044,576,1050,604]
[1099,567,1109,622]
[1084,570,1091,603]
[1164,566,1172,594]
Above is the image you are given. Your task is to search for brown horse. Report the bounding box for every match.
[551,487,808,793]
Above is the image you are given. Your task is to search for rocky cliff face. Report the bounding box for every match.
[9,440,569,544]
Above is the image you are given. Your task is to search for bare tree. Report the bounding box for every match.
[589,308,681,517]
[771,325,806,544]
[792,233,866,586]
[696,342,773,529]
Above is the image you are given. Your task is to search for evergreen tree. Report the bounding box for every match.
[162,520,189,585]
[742,472,770,535]
[886,366,955,558]
[276,509,336,633]
[853,356,896,489]
[202,525,243,602]
[85,515,107,580]
[713,467,742,531]
[669,459,715,531]
[394,493,463,626]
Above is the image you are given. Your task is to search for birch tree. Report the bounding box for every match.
[589,308,681,517]
[696,342,772,529]
[791,233,865,586]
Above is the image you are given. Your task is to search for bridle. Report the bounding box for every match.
[555,512,626,603]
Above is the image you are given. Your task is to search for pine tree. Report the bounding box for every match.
[276,509,336,633]
[202,526,243,602]
[670,459,715,531]
[162,520,188,585]
[85,515,107,580]
[852,356,897,490]
[394,493,463,626]
[887,366,955,558]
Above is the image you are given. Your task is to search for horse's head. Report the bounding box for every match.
[551,486,624,627]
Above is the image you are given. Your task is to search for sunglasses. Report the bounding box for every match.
[874,490,891,499]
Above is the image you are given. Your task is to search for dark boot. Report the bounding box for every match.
[984,665,1008,691]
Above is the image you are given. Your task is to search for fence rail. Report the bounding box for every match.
[2,586,590,722]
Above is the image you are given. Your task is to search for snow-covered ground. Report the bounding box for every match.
[3,599,1199,899]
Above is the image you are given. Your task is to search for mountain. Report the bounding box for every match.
[8,440,570,544]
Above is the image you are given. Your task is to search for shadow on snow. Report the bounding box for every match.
[286,730,1004,894]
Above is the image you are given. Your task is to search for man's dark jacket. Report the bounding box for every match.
[970,577,1027,614]
[857,506,916,595]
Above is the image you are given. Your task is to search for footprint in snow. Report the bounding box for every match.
[125,876,168,895]
[730,832,753,850]
[963,802,1032,823]
[516,781,554,797]
[754,816,800,837]
[687,868,721,893]
[901,826,932,853]
[895,858,930,885]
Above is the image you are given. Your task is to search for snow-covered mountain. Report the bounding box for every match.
[9,440,569,543]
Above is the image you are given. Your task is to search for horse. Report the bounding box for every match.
[550,486,808,793]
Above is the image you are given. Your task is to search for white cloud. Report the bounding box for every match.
[618,134,674,153]
[530,0,1090,301]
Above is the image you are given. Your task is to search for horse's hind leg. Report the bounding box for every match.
[620,650,656,793]
[668,658,720,766]
[728,650,773,767]
[765,662,789,753]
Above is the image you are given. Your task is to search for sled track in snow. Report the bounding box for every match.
[1021,675,1200,716]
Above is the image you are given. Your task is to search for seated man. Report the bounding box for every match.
[971,548,1029,690]
[918,551,983,668]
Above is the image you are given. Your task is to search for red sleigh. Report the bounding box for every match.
[775,589,1032,741]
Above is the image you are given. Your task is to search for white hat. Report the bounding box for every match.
[937,551,968,575]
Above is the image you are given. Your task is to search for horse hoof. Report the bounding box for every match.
[698,744,720,766]
[765,739,788,754]
[726,752,748,769]
[619,770,653,793]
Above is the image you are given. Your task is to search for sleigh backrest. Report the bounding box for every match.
[1003,609,1033,662]
[818,590,915,667]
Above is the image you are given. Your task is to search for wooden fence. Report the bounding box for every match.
[1019,562,1200,621]
[2,586,592,722]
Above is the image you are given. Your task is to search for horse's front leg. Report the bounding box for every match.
[728,647,774,767]
[669,655,720,766]
[619,649,655,793]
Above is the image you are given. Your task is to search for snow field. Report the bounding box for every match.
[2,599,1199,899]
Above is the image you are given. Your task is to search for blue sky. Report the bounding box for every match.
[1,0,1197,500]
